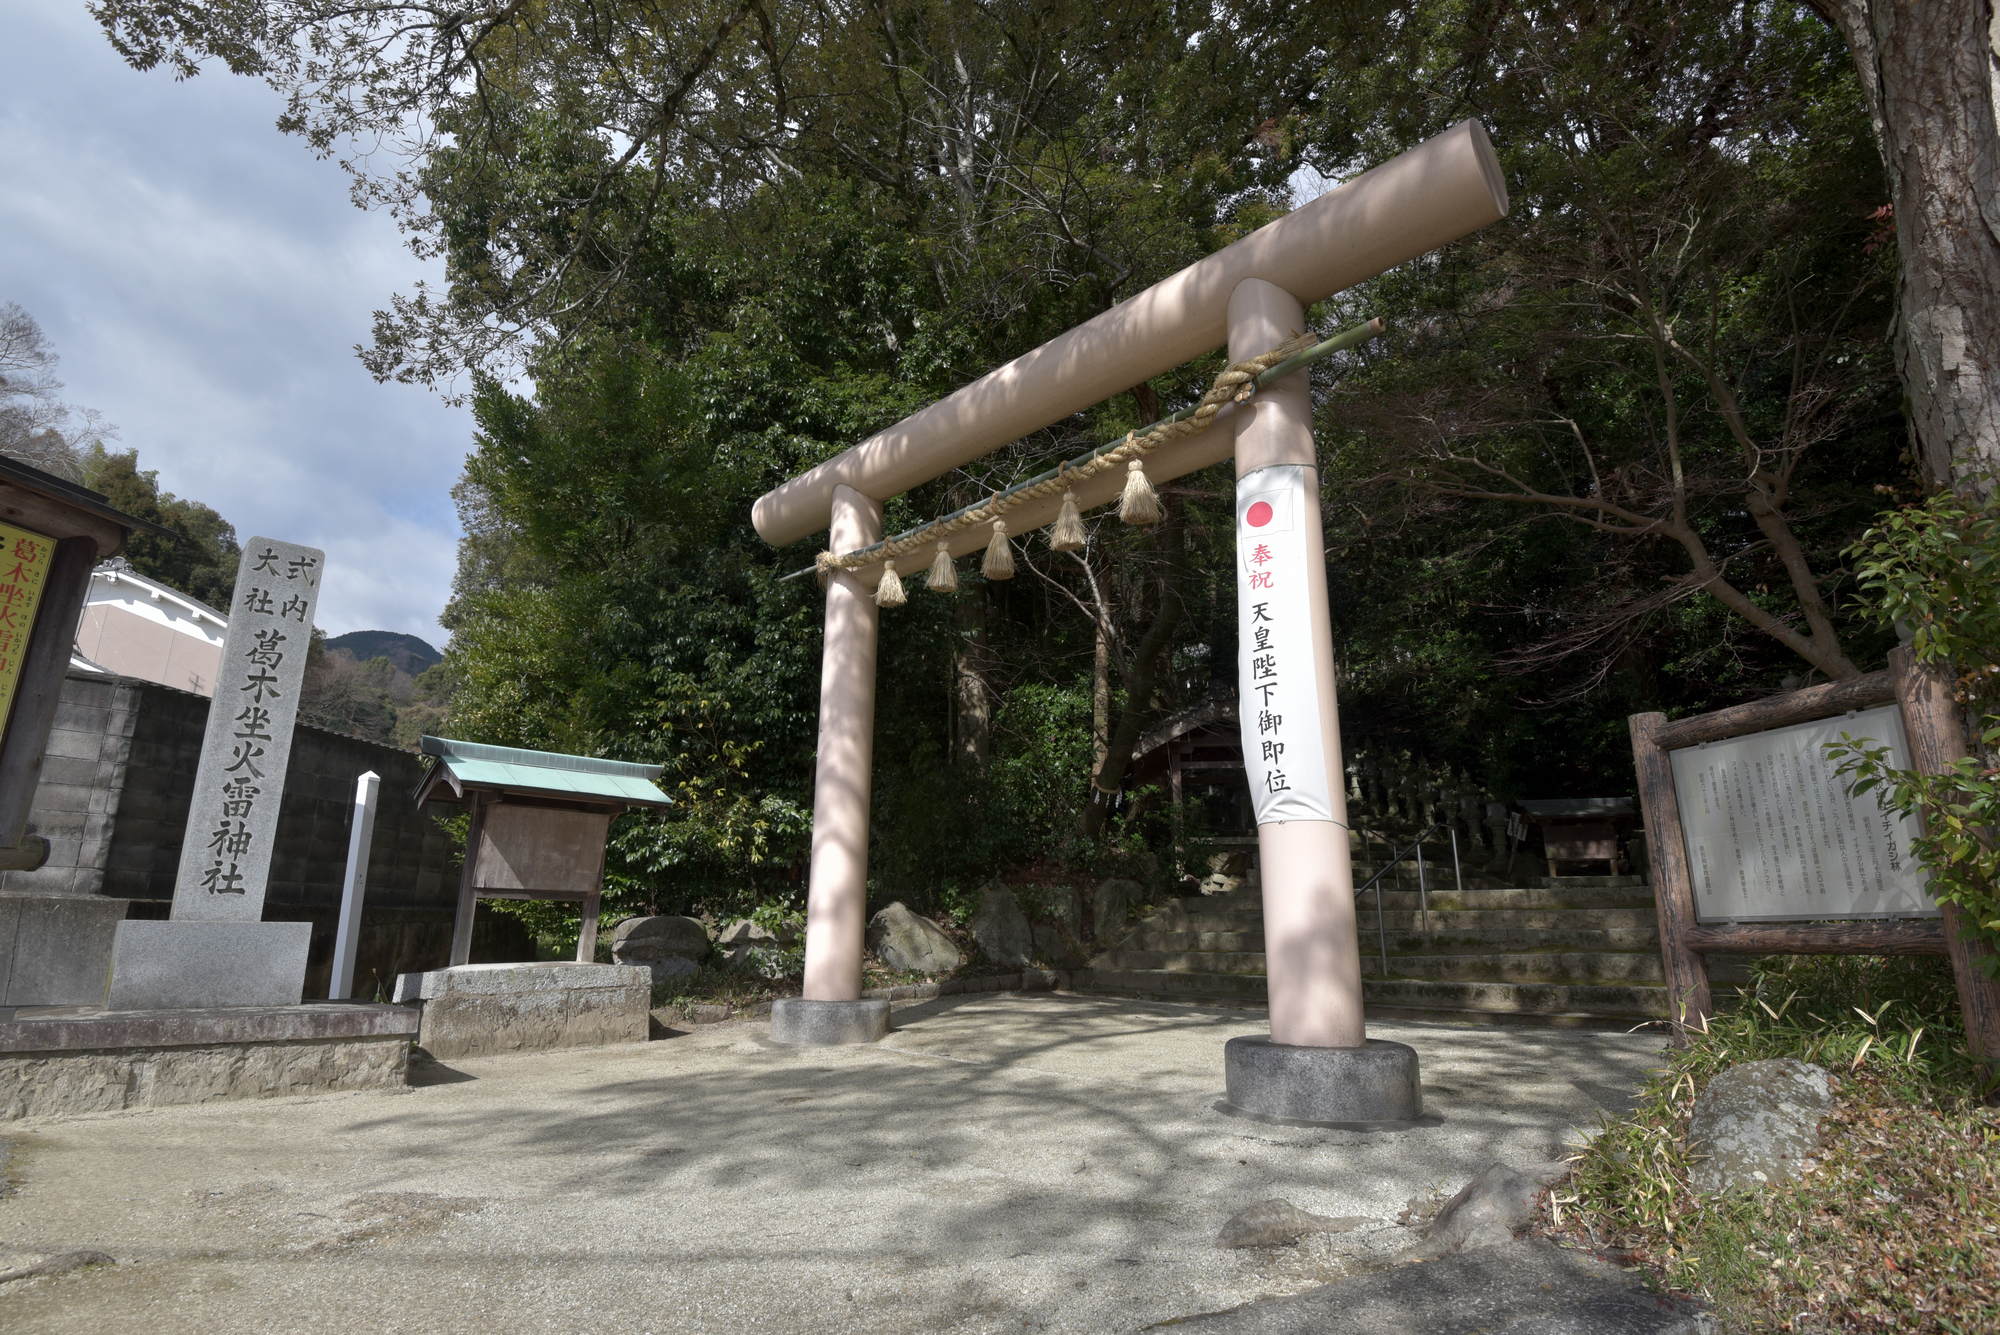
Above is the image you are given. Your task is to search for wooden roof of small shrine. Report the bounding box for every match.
[414,736,673,810]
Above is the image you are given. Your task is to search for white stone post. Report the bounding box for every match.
[799,484,882,1005]
[1230,278,1365,1049]
[329,770,380,1000]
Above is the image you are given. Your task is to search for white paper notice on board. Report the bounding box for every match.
[1668,705,1936,922]
[1236,464,1333,824]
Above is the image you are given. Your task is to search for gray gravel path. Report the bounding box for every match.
[0,992,1664,1333]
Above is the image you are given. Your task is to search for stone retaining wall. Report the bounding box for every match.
[0,1036,412,1120]
[653,969,1096,1028]
[0,1002,421,1121]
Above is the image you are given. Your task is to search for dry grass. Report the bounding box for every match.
[1538,956,2000,1332]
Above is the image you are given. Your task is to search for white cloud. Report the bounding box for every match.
[0,0,470,645]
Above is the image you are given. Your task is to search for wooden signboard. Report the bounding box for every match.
[1669,705,1934,923]
[1631,647,2000,1065]
[0,522,56,749]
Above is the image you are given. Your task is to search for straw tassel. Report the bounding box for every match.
[1050,488,1086,551]
[982,521,1015,579]
[927,540,959,592]
[874,563,907,608]
[1119,458,1162,525]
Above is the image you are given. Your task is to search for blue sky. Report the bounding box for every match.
[0,2,471,644]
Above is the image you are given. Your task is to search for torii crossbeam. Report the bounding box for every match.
[752,121,1509,1122]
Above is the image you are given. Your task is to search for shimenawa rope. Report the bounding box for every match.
[814,333,1317,595]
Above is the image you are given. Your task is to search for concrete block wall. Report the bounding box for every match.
[264,723,456,916]
[100,674,208,902]
[0,671,535,1004]
[71,672,461,915]
[0,674,144,898]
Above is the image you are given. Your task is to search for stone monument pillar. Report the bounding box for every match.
[105,537,325,1009]
[1220,280,1423,1124]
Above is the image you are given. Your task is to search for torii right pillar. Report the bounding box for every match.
[1220,277,1424,1125]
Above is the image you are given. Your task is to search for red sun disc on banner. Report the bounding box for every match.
[1246,501,1273,527]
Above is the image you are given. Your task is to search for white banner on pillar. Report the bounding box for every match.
[1237,464,1334,824]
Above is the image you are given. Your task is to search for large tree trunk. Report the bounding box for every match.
[1815,1,2000,493]
[1075,588,1181,841]
[954,586,991,765]
[1092,625,1111,769]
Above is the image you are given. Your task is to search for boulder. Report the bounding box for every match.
[715,918,792,968]
[1419,1162,1570,1254]
[867,902,961,973]
[1046,886,1083,938]
[712,919,772,971]
[716,919,774,953]
[1686,1059,1833,1195]
[716,916,801,957]
[1215,1199,1374,1249]
[1092,878,1144,944]
[611,916,710,964]
[1031,922,1087,969]
[969,884,1033,967]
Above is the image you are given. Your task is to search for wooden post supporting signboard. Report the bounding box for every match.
[1888,647,2000,1073]
[1629,711,1711,1031]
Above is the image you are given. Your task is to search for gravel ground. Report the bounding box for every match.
[0,992,1665,1333]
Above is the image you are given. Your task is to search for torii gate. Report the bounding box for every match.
[754,121,1508,1123]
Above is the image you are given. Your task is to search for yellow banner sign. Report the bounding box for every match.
[0,523,55,739]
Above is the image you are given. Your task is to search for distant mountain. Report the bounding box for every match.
[325,630,443,677]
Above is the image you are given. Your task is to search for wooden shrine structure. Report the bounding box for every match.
[415,737,673,966]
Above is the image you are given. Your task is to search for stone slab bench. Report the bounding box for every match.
[394,962,650,1060]
[0,1002,419,1120]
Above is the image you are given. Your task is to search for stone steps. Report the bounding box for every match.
[1081,969,1668,1027]
[1084,879,1673,1027]
[1124,923,1662,954]
[1105,947,1663,984]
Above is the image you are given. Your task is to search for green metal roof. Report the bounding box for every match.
[418,736,672,808]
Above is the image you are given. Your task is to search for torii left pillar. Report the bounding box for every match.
[772,483,894,1044]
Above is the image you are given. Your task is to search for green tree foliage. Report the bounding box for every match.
[94,0,1931,907]
[79,444,240,610]
[90,0,1369,386]
[1830,488,2000,969]
[1300,0,1907,792]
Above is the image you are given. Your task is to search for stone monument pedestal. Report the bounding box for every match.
[393,962,650,1060]
[0,893,130,1006]
[1221,1036,1426,1127]
[104,920,311,1010]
